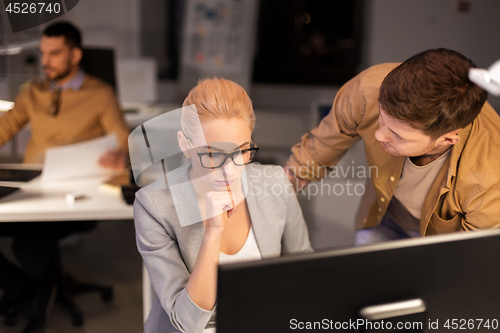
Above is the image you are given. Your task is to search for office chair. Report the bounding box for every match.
[3,47,118,331]
[52,47,118,327]
[3,221,115,331]
[80,47,118,91]
[53,225,114,327]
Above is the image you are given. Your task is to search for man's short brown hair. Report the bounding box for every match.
[379,48,488,139]
[43,21,82,49]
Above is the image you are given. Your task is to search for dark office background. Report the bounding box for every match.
[1,1,500,332]
[138,0,500,113]
[143,0,363,86]
[3,0,500,99]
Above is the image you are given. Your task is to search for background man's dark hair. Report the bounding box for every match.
[379,48,488,140]
[43,21,82,49]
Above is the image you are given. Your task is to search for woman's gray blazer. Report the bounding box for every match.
[134,163,313,333]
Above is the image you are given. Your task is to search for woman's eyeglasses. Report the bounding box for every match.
[185,136,259,169]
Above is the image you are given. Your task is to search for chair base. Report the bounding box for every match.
[58,273,114,327]
[2,274,113,331]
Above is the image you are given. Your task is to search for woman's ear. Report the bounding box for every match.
[177,131,191,158]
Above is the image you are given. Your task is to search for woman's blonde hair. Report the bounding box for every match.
[181,78,255,138]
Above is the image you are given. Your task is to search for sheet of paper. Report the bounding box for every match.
[41,134,118,181]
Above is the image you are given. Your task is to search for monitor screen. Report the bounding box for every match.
[0,168,41,182]
[80,48,116,91]
[217,229,500,332]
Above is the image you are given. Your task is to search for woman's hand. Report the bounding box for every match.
[205,191,236,234]
[186,191,235,311]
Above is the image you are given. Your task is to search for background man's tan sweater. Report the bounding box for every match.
[0,74,130,163]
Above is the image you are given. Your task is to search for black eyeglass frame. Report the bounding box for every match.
[185,135,259,169]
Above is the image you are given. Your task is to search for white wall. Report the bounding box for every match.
[362,0,500,110]
[60,0,141,58]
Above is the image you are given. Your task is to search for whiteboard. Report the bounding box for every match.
[179,0,259,96]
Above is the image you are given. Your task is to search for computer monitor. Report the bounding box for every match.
[80,47,117,91]
[217,229,500,333]
[310,99,333,130]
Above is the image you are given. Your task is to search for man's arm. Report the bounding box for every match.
[0,92,30,148]
[285,71,367,186]
[462,183,500,230]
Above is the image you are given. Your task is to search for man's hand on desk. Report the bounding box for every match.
[99,149,128,171]
[284,165,310,193]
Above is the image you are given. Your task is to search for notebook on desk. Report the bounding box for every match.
[0,168,41,182]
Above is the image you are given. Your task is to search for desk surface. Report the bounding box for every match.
[0,164,133,222]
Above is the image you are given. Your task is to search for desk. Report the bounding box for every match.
[0,164,153,324]
[0,165,133,222]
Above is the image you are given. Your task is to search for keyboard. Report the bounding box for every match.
[0,186,20,199]
[0,168,41,182]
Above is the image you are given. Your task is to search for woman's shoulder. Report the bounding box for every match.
[134,178,175,217]
[134,166,200,229]
[138,177,171,195]
[136,163,188,201]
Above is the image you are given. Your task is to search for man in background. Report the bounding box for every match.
[285,48,500,244]
[0,21,128,165]
[0,21,129,332]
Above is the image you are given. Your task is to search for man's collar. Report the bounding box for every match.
[445,122,473,187]
[50,69,85,92]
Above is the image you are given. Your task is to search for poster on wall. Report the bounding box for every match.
[179,0,259,96]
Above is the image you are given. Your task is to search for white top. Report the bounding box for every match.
[204,226,263,331]
[393,148,452,220]
[219,225,263,264]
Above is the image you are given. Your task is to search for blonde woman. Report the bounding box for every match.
[134,78,312,333]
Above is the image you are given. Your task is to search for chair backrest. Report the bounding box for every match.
[80,47,117,92]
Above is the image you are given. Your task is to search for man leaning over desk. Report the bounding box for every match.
[285,48,500,245]
[0,21,129,331]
